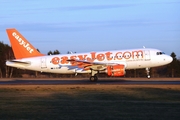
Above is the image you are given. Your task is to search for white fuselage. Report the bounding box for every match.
[6,48,173,74]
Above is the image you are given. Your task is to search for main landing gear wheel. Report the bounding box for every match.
[90,75,98,82]
[90,70,98,82]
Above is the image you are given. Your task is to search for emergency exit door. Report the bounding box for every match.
[41,58,47,68]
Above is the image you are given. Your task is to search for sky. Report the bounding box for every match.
[0,0,180,57]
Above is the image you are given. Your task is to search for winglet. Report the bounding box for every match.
[6,28,44,59]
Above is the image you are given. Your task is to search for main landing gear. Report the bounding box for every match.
[90,70,98,82]
[90,75,98,82]
[146,68,150,79]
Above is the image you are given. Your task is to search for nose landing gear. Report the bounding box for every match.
[146,68,151,79]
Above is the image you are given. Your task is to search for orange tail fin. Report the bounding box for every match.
[6,28,44,59]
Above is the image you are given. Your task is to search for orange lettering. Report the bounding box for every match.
[87,52,96,62]
[105,52,112,61]
[123,51,131,59]
[51,57,60,65]
[61,56,69,64]
[78,55,87,60]
[132,50,143,59]
[97,53,105,61]
[70,56,77,60]
[70,56,77,66]
[115,52,123,60]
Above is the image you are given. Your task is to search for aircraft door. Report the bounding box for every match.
[41,58,47,68]
[144,50,151,60]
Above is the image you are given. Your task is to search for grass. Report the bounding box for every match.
[0,85,180,120]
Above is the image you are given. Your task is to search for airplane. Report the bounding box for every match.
[6,28,173,81]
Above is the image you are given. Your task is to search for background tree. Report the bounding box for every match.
[48,50,60,55]
[53,50,60,55]
[0,41,14,78]
[47,50,53,55]
[166,52,180,77]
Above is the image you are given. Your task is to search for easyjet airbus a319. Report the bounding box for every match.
[6,29,173,81]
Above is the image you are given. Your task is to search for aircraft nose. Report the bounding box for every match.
[170,56,173,62]
[167,56,173,64]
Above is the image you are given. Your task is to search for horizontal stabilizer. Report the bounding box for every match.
[8,60,31,64]
[6,60,31,68]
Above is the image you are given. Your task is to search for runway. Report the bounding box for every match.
[0,78,180,85]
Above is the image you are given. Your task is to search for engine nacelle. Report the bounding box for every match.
[106,65,125,77]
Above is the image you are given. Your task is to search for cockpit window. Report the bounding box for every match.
[156,52,165,55]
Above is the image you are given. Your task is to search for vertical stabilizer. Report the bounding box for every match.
[6,29,44,59]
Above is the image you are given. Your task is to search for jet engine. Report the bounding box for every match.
[106,65,125,76]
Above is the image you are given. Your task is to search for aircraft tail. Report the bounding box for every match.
[6,29,44,59]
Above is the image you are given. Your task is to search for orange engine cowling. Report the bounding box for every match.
[106,65,125,77]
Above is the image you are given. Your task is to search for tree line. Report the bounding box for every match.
[0,41,180,78]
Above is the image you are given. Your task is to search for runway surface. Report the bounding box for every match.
[0,78,180,85]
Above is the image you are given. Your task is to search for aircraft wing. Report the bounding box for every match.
[67,59,123,71]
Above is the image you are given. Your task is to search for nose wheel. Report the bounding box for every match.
[146,68,151,79]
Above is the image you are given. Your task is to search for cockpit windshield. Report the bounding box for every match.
[156,52,165,55]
